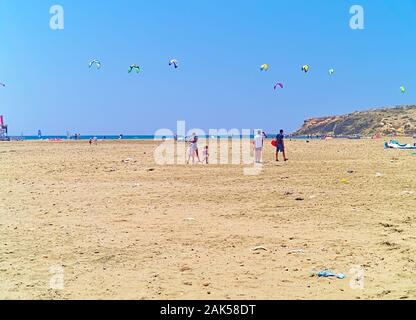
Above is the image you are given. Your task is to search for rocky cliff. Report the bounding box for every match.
[294,105,416,137]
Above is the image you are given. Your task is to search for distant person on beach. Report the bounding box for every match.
[253,130,264,163]
[89,138,93,146]
[275,129,288,162]
[202,146,209,164]
[190,133,201,163]
[186,140,196,164]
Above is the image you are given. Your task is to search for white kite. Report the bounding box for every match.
[169,59,179,69]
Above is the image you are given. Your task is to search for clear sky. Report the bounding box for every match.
[1,0,415,135]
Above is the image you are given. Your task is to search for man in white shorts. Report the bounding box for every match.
[253,130,264,163]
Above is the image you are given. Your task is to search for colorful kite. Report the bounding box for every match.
[274,82,284,91]
[128,65,141,74]
[260,64,269,71]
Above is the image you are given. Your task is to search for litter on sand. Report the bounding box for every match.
[288,249,305,255]
[251,246,269,252]
[316,270,346,279]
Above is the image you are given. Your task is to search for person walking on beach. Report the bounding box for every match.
[253,130,264,163]
[202,145,209,164]
[275,129,288,162]
[186,133,199,164]
[190,133,201,163]
[186,140,195,164]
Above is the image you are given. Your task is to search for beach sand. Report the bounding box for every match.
[1,138,415,300]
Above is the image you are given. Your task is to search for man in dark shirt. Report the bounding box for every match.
[276,129,288,162]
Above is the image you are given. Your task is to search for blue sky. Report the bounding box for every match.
[1,0,415,135]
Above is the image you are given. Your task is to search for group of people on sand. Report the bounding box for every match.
[254,129,288,164]
[88,137,98,145]
[186,133,209,165]
[185,130,288,165]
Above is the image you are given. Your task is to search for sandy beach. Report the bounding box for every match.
[0,138,415,300]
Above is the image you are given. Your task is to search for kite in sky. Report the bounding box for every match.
[274,82,284,91]
[89,60,101,69]
[128,65,141,74]
[169,59,179,69]
[260,64,269,71]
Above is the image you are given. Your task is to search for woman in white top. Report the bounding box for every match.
[186,133,201,164]
[191,133,201,163]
